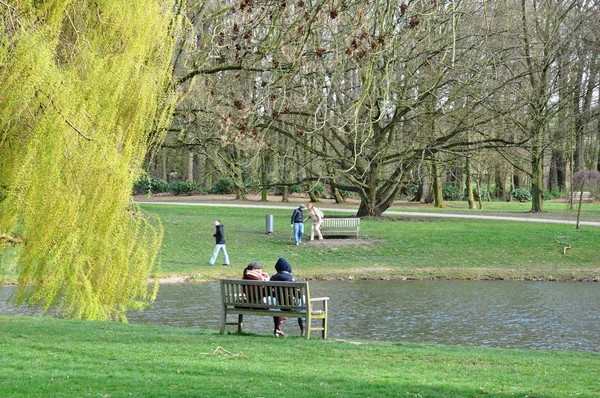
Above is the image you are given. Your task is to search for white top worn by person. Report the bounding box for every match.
[305,203,323,241]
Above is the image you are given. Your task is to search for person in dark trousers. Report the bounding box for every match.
[291,204,306,245]
[208,220,230,266]
[270,257,305,337]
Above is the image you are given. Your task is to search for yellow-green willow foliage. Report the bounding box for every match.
[0,1,176,320]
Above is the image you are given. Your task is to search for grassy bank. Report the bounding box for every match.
[142,203,599,282]
[1,315,598,397]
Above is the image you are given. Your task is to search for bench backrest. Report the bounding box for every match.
[322,218,360,228]
[220,279,309,311]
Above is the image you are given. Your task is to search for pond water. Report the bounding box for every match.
[2,280,598,353]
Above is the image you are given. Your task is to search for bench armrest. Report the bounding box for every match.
[310,297,329,302]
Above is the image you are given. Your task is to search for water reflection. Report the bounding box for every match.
[1,280,598,352]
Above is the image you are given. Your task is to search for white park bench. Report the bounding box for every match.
[320,218,360,239]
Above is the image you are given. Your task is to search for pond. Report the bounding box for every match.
[2,280,598,353]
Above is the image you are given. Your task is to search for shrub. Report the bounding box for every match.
[442,185,463,201]
[464,186,489,201]
[339,189,357,199]
[211,178,235,194]
[312,184,326,198]
[133,176,169,195]
[511,188,532,202]
[410,184,419,196]
[169,181,204,195]
[290,184,303,193]
[244,178,261,195]
[544,188,567,201]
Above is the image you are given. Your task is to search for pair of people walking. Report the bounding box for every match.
[291,203,323,245]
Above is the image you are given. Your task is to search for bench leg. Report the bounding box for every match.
[237,314,244,333]
[220,312,226,334]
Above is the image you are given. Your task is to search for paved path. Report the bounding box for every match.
[136,201,600,228]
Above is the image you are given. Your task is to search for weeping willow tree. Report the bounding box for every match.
[0,1,176,320]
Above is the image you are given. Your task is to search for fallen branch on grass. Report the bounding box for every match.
[0,233,23,244]
[555,239,571,255]
[201,346,247,359]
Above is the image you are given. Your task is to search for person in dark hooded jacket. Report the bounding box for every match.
[270,258,305,337]
[207,220,230,266]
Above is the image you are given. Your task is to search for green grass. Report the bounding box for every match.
[1,315,598,397]
[388,200,600,221]
[142,203,600,282]
[2,201,598,396]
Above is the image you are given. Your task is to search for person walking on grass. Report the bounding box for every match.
[291,204,306,245]
[207,220,230,266]
[306,202,324,241]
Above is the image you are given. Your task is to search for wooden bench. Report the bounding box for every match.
[220,279,329,339]
[321,217,360,238]
[572,191,593,203]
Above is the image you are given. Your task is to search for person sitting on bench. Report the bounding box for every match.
[269,258,305,337]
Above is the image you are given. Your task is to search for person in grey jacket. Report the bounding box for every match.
[207,220,230,266]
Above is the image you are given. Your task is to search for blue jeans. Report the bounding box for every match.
[209,244,229,265]
[293,223,304,244]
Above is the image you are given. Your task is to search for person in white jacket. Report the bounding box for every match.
[305,203,324,241]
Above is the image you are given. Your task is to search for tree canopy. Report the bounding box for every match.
[0,1,176,320]
[157,0,599,215]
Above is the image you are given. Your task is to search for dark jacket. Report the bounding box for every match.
[214,224,226,245]
[270,258,296,282]
[291,208,304,224]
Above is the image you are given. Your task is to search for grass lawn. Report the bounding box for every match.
[1,315,598,397]
[140,203,600,282]
[1,200,598,396]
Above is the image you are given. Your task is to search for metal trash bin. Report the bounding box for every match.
[266,214,274,234]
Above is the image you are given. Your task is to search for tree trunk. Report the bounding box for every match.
[495,168,507,201]
[260,151,269,202]
[161,148,168,181]
[282,186,289,202]
[204,156,213,191]
[308,187,319,203]
[187,151,194,182]
[465,155,475,209]
[597,118,600,172]
[576,185,585,230]
[432,161,444,208]
[281,138,290,203]
[476,178,483,209]
[193,153,201,183]
[530,151,544,212]
[330,178,346,204]
[227,145,247,200]
[548,149,567,194]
